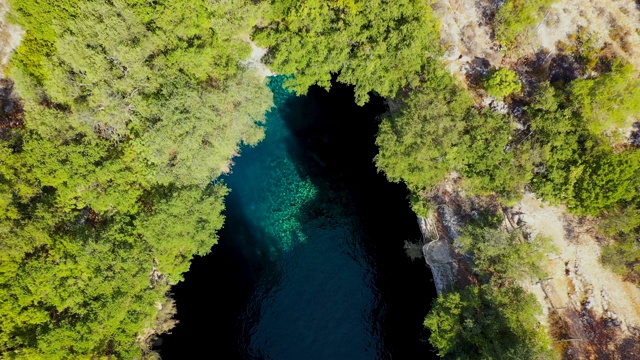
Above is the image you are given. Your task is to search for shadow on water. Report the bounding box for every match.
[159,77,437,359]
[158,187,282,360]
[278,81,436,358]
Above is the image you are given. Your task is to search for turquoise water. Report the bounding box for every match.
[229,77,381,358]
[227,79,318,254]
[161,77,435,359]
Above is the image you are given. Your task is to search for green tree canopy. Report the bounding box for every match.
[456,225,556,284]
[254,0,440,104]
[527,82,640,215]
[1,0,272,357]
[494,0,556,48]
[483,68,522,98]
[375,65,527,201]
[599,205,640,282]
[424,285,556,360]
[568,63,640,137]
[375,65,470,192]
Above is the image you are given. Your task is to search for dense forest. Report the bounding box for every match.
[1,0,271,357]
[1,0,639,358]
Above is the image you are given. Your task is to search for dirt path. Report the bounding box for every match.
[515,193,640,356]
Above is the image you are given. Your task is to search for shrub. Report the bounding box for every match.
[483,68,522,98]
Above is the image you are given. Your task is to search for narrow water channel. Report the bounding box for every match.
[160,77,436,359]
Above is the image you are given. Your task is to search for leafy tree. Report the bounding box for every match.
[483,68,522,98]
[424,285,557,360]
[376,65,527,201]
[599,205,640,282]
[10,0,273,186]
[7,0,81,82]
[456,225,557,284]
[254,0,440,104]
[569,147,640,215]
[136,184,229,284]
[601,230,640,283]
[527,83,588,202]
[527,82,640,215]
[375,64,469,192]
[568,63,640,137]
[599,205,640,238]
[455,110,528,200]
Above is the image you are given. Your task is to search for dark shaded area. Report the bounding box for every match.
[159,81,436,359]
[551,306,640,359]
[158,196,269,359]
[0,79,24,141]
[280,82,435,358]
[630,122,640,147]
[548,54,581,84]
[464,56,492,91]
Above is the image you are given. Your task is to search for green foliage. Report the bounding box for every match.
[10,0,272,186]
[1,0,272,357]
[136,184,228,284]
[375,64,527,202]
[375,64,469,192]
[527,82,640,215]
[7,0,81,81]
[483,68,522,98]
[557,29,604,72]
[254,0,440,105]
[410,194,432,218]
[568,63,640,136]
[424,284,557,360]
[494,0,556,47]
[456,225,557,284]
[527,83,588,202]
[455,110,528,199]
[599,205,640,282]
[569,147,640,215]
[600,205,640,238]
[1,215,166,358]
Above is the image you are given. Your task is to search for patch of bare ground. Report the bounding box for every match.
[431,0,503,83]
[432,0,640,111]
[239,37,273,80]
[0,1,23,75]
[533,0,640,71]
[513,193,640,358]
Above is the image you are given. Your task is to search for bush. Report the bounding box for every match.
[424,285,557,359]
[568,63,640,137]
[483,68,522,98]
[599,205,640,282]
[456,225,557,284]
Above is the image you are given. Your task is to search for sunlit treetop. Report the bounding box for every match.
[254,0,441,105]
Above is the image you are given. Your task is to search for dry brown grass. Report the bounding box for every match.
[516,193,640,358]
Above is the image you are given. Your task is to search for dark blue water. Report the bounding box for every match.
[160,77,436,359]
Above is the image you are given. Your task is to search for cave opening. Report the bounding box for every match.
[159,77,436,359]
